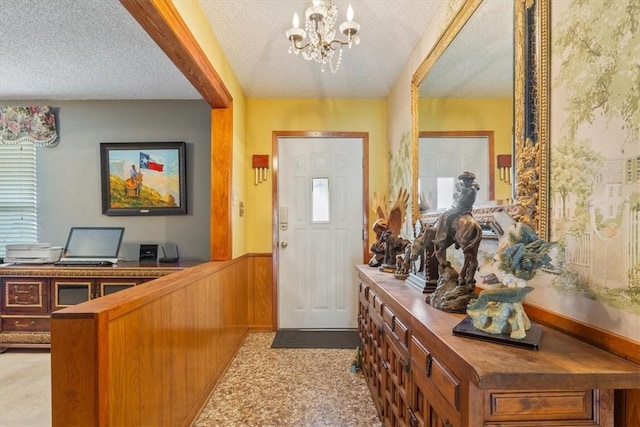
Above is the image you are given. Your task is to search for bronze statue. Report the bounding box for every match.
[434,214,482,287]
[433,172,482,287]
[407,172,483,313]
[403,222,436,276]
[433,172,479,245]
[368,188,409,273]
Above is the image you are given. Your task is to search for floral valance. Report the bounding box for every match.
[0,106,58,146]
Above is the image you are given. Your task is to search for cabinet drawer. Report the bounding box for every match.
[2,279,48,313]
[1,316,50,332]
[358,281,366,297]
[382,306,409,349]
[359,285,369,306]
[367,287,376,304]
[371,295,383,316]
[367,289,384,315]
[411,335,460,411]
[485,389,595,422]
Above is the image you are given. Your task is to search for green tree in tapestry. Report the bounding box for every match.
[550,135,604,235]
[553,0,639,143]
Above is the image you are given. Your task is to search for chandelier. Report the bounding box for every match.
[285,0,360,73]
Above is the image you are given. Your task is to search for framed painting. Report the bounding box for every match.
[100,142,187,216]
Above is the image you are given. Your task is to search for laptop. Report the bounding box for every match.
[54,227,125,266]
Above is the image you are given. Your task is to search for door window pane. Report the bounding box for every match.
[311,177,330,222]
[437,177,455,210]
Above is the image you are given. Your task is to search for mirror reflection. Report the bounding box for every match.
[415,0,514,215]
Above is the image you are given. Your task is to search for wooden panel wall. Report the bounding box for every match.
[247,254,274,330]
[51,260,249,427]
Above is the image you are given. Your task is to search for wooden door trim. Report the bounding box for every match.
[271,131,369,330]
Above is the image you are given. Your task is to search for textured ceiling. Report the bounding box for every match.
[0,0,513,101]
[0,0,200,100]
[198,0,443,98]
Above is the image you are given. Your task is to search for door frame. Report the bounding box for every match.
[271,131,369,330]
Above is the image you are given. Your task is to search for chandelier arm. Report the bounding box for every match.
[292,40,312,51]
[327,39,350,49]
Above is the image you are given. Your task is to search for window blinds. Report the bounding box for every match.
[0,143,37,258]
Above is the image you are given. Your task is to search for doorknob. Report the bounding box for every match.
[280,241,288,249]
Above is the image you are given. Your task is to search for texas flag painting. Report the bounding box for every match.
[140,152,164,172]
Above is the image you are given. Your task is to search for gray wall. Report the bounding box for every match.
[12,100,211,261]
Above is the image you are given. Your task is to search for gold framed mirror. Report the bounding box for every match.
[411,0,547,239]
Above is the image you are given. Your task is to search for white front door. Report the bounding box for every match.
[277,137,363,329]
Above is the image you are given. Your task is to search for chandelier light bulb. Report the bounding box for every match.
[347,4,354,21]
[286,11,306,48]
[312,0,320,6]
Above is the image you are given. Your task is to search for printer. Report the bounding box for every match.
[5,243,63,264]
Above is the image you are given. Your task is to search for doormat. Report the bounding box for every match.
[271,329,361,349]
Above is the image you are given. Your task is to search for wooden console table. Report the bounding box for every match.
[0,261,200,348]
[356,265,640,427]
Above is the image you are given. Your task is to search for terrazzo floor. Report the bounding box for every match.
[194,332,382,427]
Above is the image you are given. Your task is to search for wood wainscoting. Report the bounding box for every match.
[50,254,274,427]
[247,253,273,331]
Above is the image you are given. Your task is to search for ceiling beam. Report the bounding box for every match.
[120,0,232,108]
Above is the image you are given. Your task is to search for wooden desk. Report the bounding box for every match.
[356,265,640,427]
[0,261,200,348]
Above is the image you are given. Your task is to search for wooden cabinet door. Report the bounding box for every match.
[382,304,410,427]
[97,278,143,297]
[410,336,461,427]
[51,278,94,310]
[384,327,410,427]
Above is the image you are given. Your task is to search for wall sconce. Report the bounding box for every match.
[252,154,269,185]
[497,154,512,184]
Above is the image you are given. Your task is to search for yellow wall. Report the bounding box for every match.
[171,3,390,257]
[171,0,247,257]
[246,98,388,253]
[419,97,513,201]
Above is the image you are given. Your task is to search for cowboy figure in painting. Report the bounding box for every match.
[126,164,143,197]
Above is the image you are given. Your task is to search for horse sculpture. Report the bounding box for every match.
[404,223,435,275]
[405,213,482,287]
[434,213,483,286]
